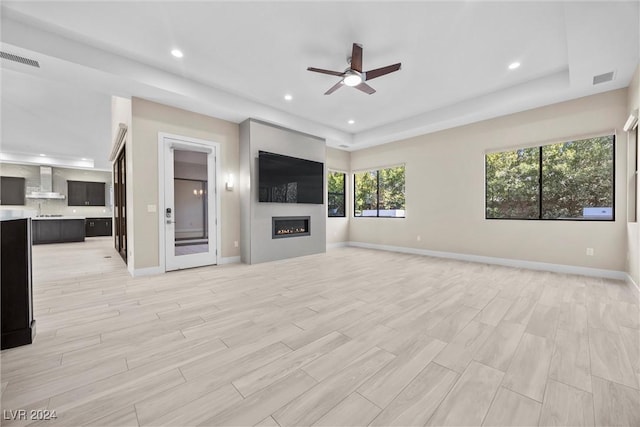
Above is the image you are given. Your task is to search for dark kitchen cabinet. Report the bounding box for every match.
[1,176,26,206]
[32,219,85,244]
[62,220,85,241]
[32,220,61,244]
[1,218,35,349]
[68,181,105,206]
[85,218,113,237]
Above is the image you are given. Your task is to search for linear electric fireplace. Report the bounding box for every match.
[272,216,310,239]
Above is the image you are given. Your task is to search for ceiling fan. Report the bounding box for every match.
[307,43,401,95]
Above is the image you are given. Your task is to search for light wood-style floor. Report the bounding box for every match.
[1,238,639,427]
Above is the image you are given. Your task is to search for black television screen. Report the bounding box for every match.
[258,151,324,204]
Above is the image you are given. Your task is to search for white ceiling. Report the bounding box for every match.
[0,1,638,170]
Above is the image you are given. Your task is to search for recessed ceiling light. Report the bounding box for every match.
[171,49,184,58]
[508,62,521,70]
[81,158,88,161]
[348,119,355,125]
[39,153,46,157]
[284,94,293,101]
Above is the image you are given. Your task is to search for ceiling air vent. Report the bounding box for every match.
[0,51,40,68]
[339,144,349,148]
[593,71,614,85]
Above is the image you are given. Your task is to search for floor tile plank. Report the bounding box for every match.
[483,387,541,426]
[426,361,504,426]
[502,333,554,402]
[539,380,594,427]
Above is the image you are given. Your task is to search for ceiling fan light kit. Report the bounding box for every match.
[343,72,363,87]
[307,43,401,95]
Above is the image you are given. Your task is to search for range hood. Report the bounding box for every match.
[25,166,66,199]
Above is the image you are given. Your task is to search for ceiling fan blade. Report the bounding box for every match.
[307,67,345,77]
[351,43,363,72]
[364,63,402,81]
[324,81,344,95]
[354,82,376,95]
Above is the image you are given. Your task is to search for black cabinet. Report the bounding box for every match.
[85,218,113,237]
[62,220,85,241]
[68,181,105,206]
[1,218,35,349]
[32,220,61,244]
[1,176,26,205]
[32,219,85,244]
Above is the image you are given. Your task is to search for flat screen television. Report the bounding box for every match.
[258,151,324,204]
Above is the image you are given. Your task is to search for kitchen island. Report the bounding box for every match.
[32,216,85,244]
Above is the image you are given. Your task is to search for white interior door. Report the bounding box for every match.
[163,137,217,271]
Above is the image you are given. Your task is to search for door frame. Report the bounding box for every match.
[157,132,222,272]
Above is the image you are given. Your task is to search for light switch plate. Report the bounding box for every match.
[147,204,157,213]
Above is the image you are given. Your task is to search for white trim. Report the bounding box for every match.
[352,162,406,174]
[109,123,127,162]
[220,256,241,265]
[327,242,349,249]
[347,241,626,280]
[132,266,164,277]
[626,273,640,294]
[158,132,222,272]
[484,130,616,154]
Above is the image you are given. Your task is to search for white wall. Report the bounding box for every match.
[350,89,628,273]
[626,65,640,285]
[130,97,240,271]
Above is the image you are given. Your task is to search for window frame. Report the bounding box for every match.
[485,134,616,222]
[327,170,346,218]
[353,164,406,219]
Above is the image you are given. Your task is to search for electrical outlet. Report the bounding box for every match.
[586,248,594,256]
[417,235,421,242]
[234,241,239,248]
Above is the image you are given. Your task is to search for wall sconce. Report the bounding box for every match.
[226,174,234,191]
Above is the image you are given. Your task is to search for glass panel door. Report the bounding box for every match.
[164,139,217,271]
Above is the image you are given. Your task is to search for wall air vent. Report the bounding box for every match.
[0,51,40,68]
[593,71,614,85]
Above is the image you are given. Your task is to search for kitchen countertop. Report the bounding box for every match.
[32,216,86,221]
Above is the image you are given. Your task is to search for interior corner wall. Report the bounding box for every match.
[130,97,240,271]
[626,64,640,285]
[326,147,350,245]
[349,89,628,273]
[240,119,326,264]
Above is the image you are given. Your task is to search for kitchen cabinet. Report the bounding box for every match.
[32,218,85,244]
[85,217,113,237]
[1,176,26,206]
[67,181,105,206]
[1,217,35,349]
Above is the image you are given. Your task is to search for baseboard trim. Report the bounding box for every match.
[327,242,349,250]
[347,241,626,280]
[626,273,640,293]
[220,256,241,265]
[132,266,164,277]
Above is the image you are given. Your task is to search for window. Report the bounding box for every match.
[328,171,346,217]
[354,165,405,217]
[486,135,614,220]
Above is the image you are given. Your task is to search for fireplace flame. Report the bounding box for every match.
[276,227,307,235]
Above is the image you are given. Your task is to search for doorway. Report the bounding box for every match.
[113,145,127,263]
[159,134,220,271]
